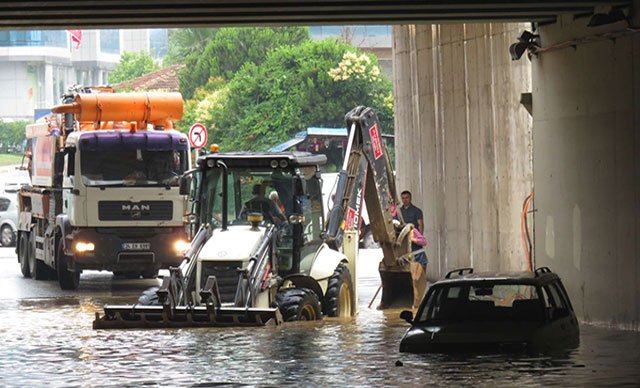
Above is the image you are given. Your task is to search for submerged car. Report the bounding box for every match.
[399,267,580,353]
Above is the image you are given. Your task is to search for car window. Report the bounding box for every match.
[0,198,10,212]
[555,280,574,311]
[543,282,571,320]
[417,283,543,323]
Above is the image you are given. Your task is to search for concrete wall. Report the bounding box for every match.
[532,16,640,329]
[393,24,533,279]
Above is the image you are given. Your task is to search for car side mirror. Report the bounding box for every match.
[179,175,191,196]
[400,310,414,324]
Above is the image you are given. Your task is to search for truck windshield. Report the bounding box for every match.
[81,150,187,187]
[202,167,293,227]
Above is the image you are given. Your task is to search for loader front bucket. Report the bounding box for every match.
[379,269,414,309]
[93,304,283,329]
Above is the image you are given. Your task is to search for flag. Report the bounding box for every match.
[68,29,82,49]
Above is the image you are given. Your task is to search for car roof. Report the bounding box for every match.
[434,267,560,286]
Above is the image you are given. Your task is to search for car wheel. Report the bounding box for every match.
[274,287,322,322]
[1,225,15,247]
[28,231,48,280]
[323,263,354,318]
[56,238,80,290]
[18,232,31,278]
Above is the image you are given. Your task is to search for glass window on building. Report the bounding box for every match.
[0,30,67,48]
[149,29,168,59]
[100,29,120,54]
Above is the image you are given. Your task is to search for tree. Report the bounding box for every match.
[163,28,218,67]
[178,27,310,99]
[109,51,159,84]
[0,120,29,153]
[207,39,393,151]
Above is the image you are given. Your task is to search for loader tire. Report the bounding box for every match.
[323,263,354,318]
[57,239,80,290]
[274,287,322,322]
[138,287,160,305]
[18,232,31,278]
[28,231,48,280]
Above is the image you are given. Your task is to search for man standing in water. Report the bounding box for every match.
[400,190,428,308]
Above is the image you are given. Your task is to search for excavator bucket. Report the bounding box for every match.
[93,271,282,329]
[379,268,414,309]
[93,305,282,329]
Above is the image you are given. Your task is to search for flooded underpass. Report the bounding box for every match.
[0,249,639,386]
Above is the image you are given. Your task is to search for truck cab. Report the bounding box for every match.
[16,87,191,289]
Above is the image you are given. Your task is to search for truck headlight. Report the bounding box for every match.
[75,241,95,253]
[174,239,190,254]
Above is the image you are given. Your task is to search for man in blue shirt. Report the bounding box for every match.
[400,190,424,235]
[399,190,427,308]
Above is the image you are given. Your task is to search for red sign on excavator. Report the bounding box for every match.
[189,123,208,149]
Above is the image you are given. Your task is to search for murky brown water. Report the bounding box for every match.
[0,257,639,386]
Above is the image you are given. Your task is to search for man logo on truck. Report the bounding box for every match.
[122,204,150,219]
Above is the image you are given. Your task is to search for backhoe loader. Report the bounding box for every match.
[93,106,416,329]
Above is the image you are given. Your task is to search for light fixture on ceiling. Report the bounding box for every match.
[509,30,540,61]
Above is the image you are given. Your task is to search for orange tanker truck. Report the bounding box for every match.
[15,86,191,290]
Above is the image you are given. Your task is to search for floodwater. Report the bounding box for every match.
[0,252,639,386]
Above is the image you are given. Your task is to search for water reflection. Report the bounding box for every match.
[0,288,638,385]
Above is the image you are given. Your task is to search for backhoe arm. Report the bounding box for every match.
[324,106,412,269]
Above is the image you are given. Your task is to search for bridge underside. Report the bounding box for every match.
[1,1,637,328]
[0,1,631,29]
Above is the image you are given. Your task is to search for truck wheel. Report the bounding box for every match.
[56,239,80,290]
[18,232,31,278]
[1,225,15,247]
[274,287,322,322]
[138,287,160,305]
[28,231,48,280]
[323,263,354,317]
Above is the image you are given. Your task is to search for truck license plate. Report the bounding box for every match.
[122,242,150,251]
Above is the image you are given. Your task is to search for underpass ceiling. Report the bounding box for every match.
[1,1,632,29]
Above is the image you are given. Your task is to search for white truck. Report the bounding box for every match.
[16,86,190,290]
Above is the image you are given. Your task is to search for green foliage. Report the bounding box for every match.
[109,51,159,84]
[208,39,394,151]
[0,120,29,153]
[178,77,228,136]
[178,27,310,99]
[163,28,218,67]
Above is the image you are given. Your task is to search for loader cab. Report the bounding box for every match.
[192,152,327,275]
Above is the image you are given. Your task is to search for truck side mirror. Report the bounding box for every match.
[179,175,191,196]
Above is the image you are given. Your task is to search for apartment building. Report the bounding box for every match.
[0,29,167,121]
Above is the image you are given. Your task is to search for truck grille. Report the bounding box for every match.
[200,261,242,304]
[98,201,173,221]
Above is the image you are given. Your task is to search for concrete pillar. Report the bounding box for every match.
[393,23,533,279]
[532,15,640,329]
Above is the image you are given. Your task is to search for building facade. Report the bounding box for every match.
[0,29,167,121]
